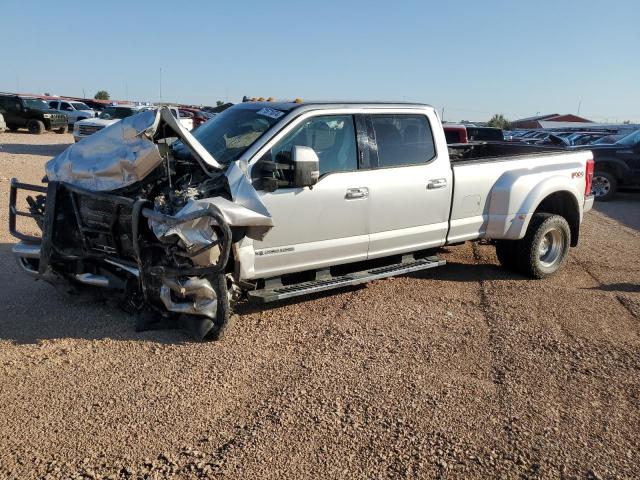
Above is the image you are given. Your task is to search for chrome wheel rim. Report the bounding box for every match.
[591,175,610,197]
[539,228,563,267]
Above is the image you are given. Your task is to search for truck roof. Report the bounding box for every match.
[238,100,435,112]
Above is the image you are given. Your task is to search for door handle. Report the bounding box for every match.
[345,187,369,199]
[427,178,447,189]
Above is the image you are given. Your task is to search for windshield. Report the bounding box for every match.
[99,107,134,120]
[22,98,51,110]
[71,102,91,111]
[177,105,287,164]
[615,130,640,146]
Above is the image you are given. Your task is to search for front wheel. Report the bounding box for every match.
[27,119,45,135]
[518,213,571,279]
[591,171,617,201]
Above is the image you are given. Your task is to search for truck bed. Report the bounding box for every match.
[448,141,565,164]
[446,146,592,245]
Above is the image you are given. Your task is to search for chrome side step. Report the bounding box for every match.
[248,256,445,303]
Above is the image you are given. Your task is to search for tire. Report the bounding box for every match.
[27,119,45,135]
[207,273,231,340]
[591,171,617,201]
[495,240,519,271]
[55,125,68,134]
[7,124,19,131]
[517,213,571,279]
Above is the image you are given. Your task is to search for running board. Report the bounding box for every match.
[248,256,445,303]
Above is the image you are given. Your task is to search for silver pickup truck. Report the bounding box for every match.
[9,102,594,339]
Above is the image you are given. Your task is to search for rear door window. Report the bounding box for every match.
[370,114,436,167]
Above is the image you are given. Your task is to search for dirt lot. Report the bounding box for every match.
[0,131,638,479]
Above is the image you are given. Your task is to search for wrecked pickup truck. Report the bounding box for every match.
[9,102,595,339]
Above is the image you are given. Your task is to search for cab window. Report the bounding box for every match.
[371,114,435,167]
[270,115,357,176]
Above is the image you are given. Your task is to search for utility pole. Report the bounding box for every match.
[577,100,582,116]
[441,107,445,122]
[82,88,86,99]
[159,67,163,102]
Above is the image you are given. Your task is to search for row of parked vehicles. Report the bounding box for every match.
[443,122,640,201]
[0,92,216,138]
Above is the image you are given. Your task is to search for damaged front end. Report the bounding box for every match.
[9,107,273,339]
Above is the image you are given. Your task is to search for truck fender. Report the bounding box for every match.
[594,157,631,179]
[486,173,582,241]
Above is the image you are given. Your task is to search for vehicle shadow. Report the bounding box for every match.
[594,192,640,231]
[0,243,189,344]
[589,282,640,293]
[0,142,70,157]
[0,241,524,344]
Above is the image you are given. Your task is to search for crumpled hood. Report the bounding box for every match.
[45,106,273,239]
[46,110,163,191]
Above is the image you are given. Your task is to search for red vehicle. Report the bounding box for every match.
[443,124,468,144]
[178,108,213,128]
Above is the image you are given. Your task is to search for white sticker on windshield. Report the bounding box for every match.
[256,107,285,120]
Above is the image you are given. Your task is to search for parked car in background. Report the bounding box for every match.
[0,113,6,133]
[73,105,144,142]
[591,134,624,145]
[0,93,68,134]
[574,129,640,200]
[48,99,95,125]
[565,132,611,146]
[179,107,214,129]
[443,124,468,143]
[466,126,504,141]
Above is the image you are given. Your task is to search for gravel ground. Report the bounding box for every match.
[0,131,638,479]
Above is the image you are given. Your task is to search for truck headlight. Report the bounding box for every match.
[43,113,52,118]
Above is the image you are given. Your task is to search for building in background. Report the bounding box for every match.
[511,113,593,129]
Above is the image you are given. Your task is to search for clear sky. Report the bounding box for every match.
[2,0,638,122]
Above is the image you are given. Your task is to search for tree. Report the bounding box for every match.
[216,100,224,106]
[487,114,511,130]
[623,120,631,124]
[94,90,110,100]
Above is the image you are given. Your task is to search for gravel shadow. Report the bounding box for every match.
[0,142,70,157]
[0,243,190,344]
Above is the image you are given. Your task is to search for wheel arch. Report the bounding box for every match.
[594,158,630,182]
[531,190,581,247]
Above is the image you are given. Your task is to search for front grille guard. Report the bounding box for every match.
[10,179,232,290]
[9,179,47,243]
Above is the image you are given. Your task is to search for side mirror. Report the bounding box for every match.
[291,145,319,187]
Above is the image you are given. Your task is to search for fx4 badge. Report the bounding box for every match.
[572,171,584,178]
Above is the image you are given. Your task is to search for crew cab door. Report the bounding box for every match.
[249,114,369,279]
[359,112,452,258]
